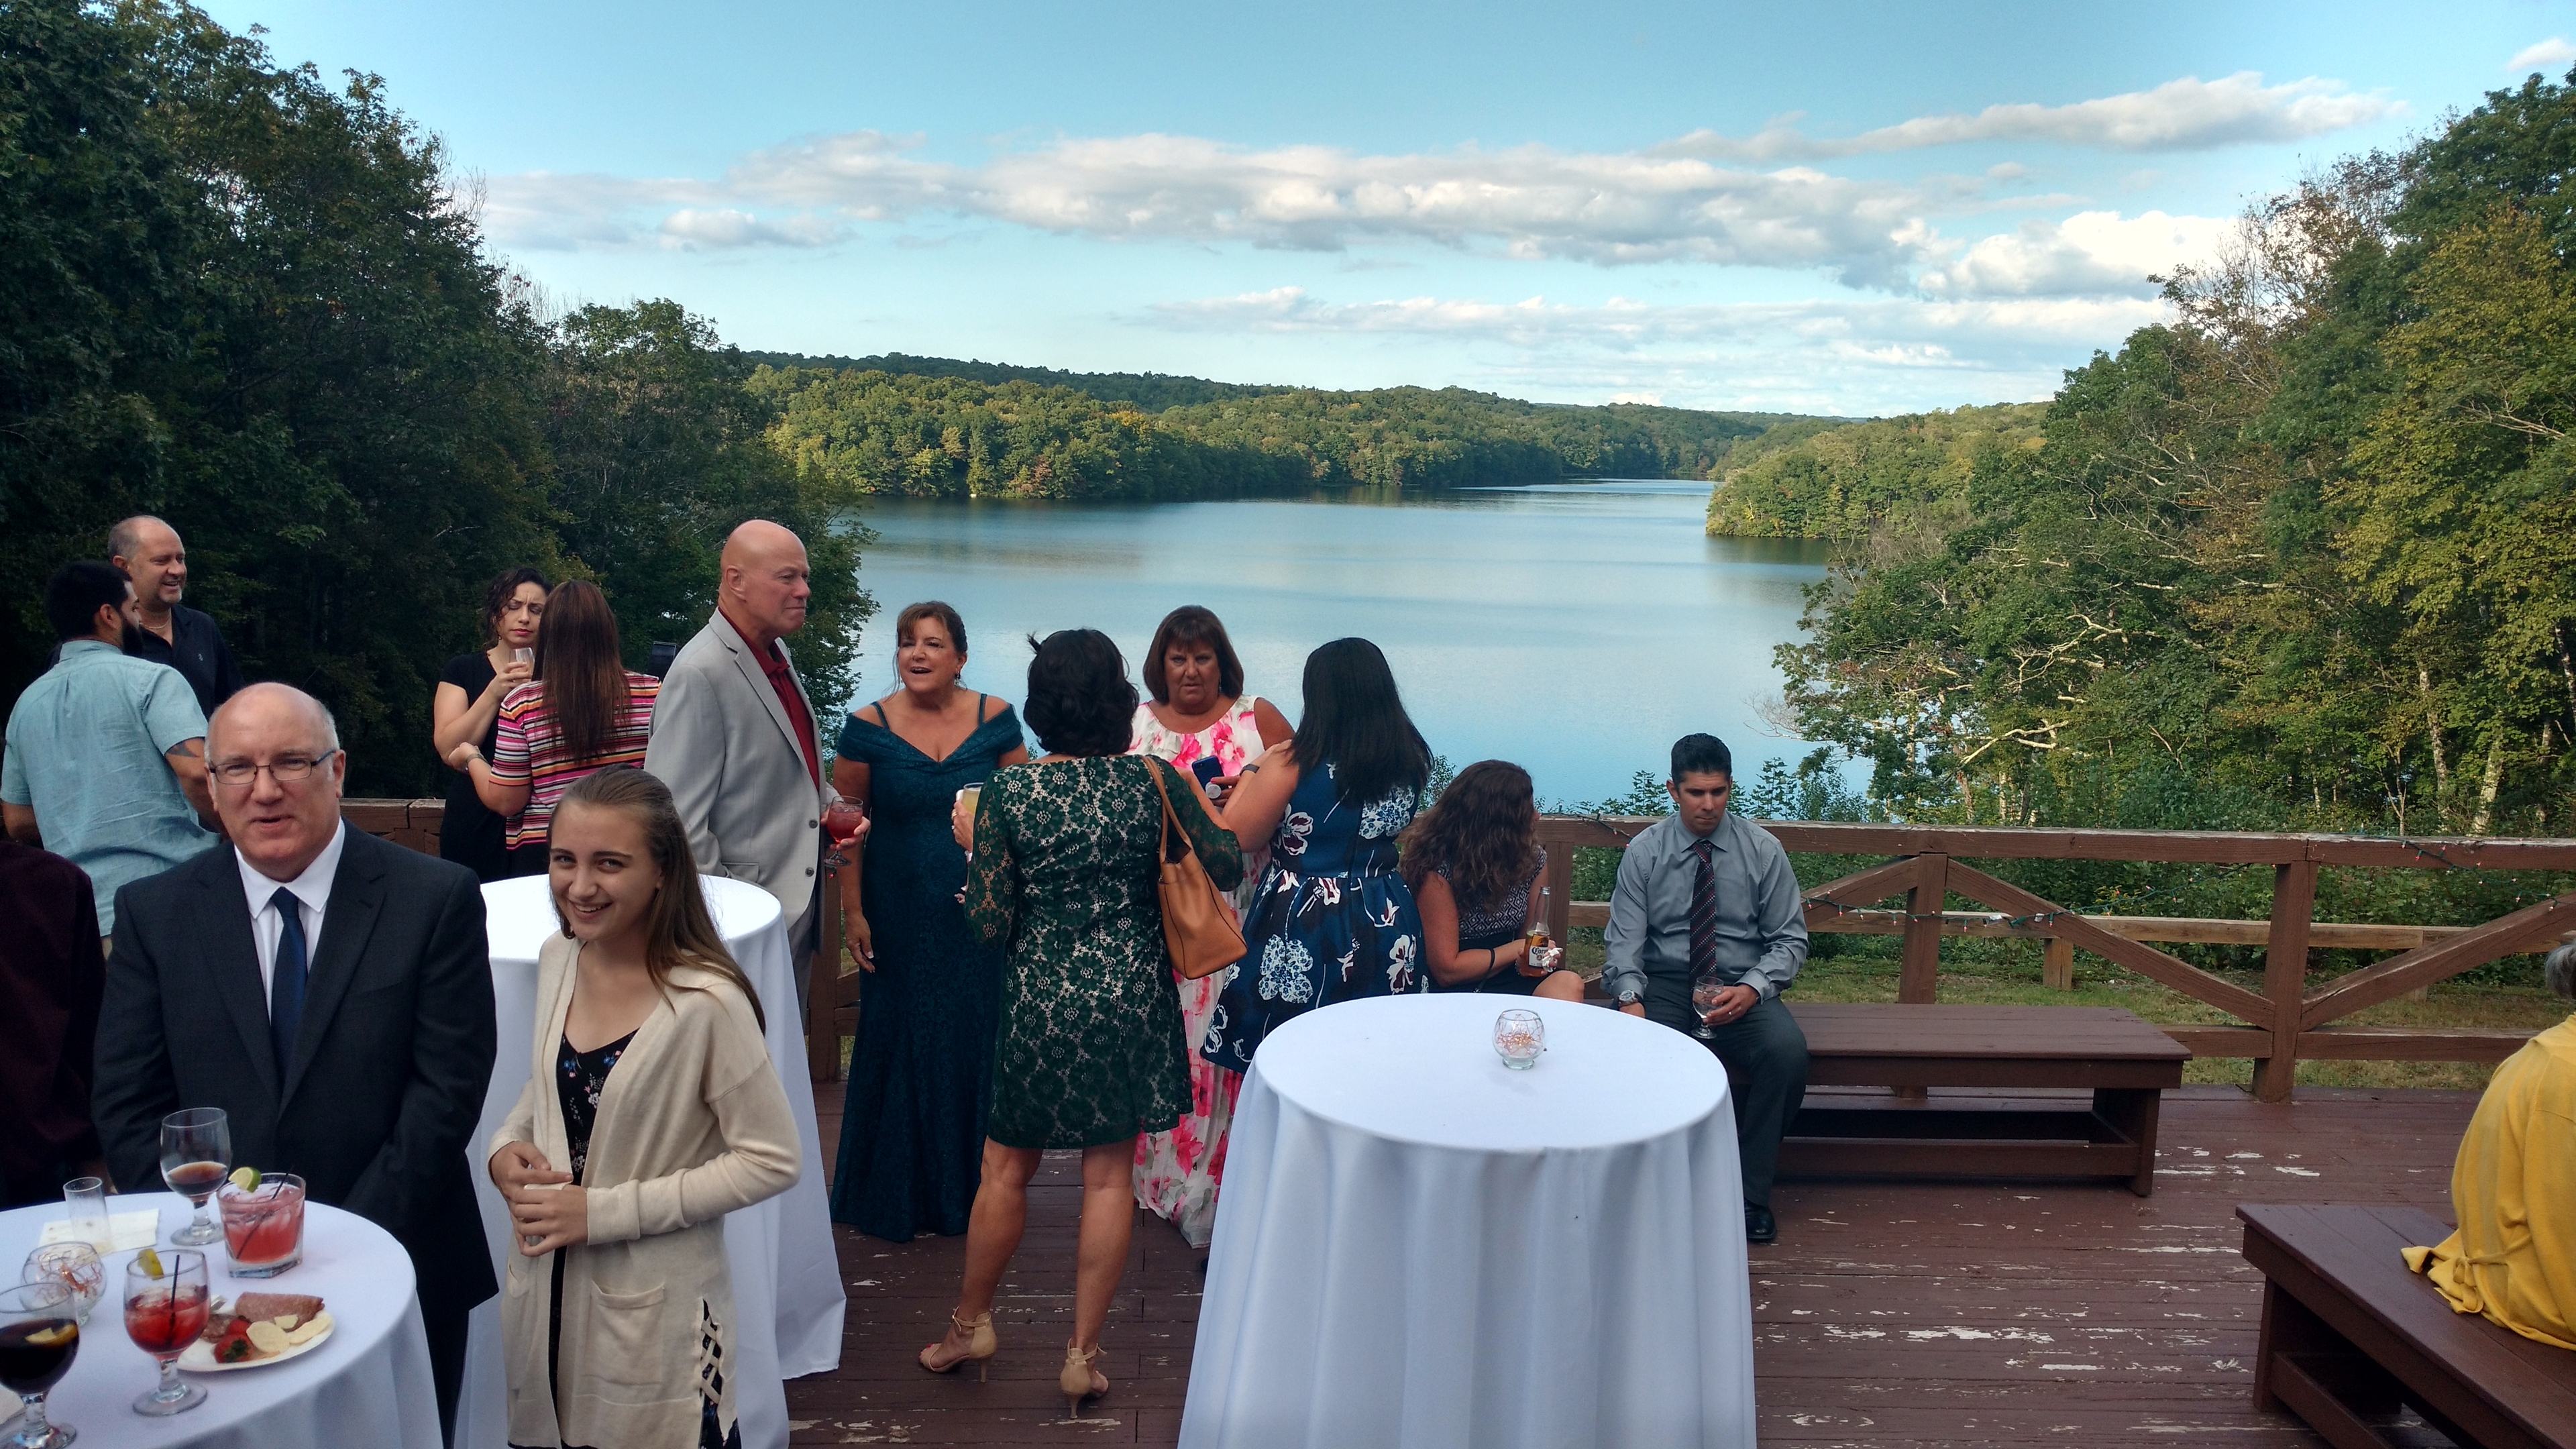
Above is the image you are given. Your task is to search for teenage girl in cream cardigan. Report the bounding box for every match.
[488,767,804,1449]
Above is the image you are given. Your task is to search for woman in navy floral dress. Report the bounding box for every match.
[1205,638,1433,1069]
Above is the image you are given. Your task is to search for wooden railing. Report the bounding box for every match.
[1534,818,2576,1102]
[350,799,2576,1099]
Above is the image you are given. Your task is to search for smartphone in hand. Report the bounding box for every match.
[1190,756,1224,799]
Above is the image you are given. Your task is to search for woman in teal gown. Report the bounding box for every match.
[830,603,1028,1241]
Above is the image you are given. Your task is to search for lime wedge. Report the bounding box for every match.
[137,1246,165,1278]
[229,1167,261,1193]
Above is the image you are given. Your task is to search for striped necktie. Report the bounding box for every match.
[1689,837,1719,984]
[269,888,307,1086]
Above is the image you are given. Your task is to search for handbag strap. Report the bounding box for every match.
[1146,757,1188,864]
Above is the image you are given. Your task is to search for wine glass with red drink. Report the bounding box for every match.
[822,794,867,869]
[160,1108,229,1247]
[0,1279,79,1448]
[123,1250,208,1417]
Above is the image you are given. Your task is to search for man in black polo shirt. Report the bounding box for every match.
[109,515,247,717]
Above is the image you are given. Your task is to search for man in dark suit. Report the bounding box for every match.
[0,841,106,1208]
[94,683,496,1442]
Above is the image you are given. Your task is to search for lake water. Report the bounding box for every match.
[841,480,1831,805]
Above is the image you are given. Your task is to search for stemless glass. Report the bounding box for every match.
[1494,1008,1545,1069]
[1692,976,1727,1040]
[58,1180,107,1252]
[122,1252,208,1417]
[20,1245,103,1326]
[0,1279,79,1448]
[159,1108,229,1247]
[217,1173,305,1278]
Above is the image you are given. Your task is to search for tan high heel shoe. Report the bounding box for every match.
[918,1310,997,1381]
[1060,1341,1109,1416]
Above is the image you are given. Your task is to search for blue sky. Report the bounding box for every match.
[205,0,2576,415]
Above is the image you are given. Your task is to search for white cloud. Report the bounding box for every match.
[1653,73,2400,162]
[2507,38,2576,72]
[475,76,2298,299]
[1149,286,2163,350]
[658,209,841,249]
[1917,210,2231,298]
[1142,287,2169,415]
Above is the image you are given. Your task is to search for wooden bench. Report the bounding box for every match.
[1774,1003,2188,1195]
[2239,1203,2576,1449]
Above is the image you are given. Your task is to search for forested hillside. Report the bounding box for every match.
[753,360,1810,498]
[1706,403,2045,539]
[1775,71,2576,843]
[1,1,869,794]
[743,351,1289,411]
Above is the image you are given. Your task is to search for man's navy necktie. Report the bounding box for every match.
[268,887,307,1087]
[1689,837,1719,985]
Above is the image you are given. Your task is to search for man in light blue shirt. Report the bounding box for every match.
[3,562,217,938]
[1603,733,1809,1245]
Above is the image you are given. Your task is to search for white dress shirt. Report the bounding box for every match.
[233,821,347,1009]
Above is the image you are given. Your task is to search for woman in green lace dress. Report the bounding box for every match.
[917,629,1241,1417]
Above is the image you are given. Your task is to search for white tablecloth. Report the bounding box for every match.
[0,1193,440,1448]
[1179,994,1756,1448]
[460,875,843,1449]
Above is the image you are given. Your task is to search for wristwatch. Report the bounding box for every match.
[1615,985,1643,1006]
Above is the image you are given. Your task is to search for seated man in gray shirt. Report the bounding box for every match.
[1602,733,1809,1245]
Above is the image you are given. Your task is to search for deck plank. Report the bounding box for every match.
[790,1079,2477,1446]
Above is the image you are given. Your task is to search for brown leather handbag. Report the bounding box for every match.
[1147,759,1247,979]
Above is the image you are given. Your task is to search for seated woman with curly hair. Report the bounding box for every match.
[1400,760,1585,1001]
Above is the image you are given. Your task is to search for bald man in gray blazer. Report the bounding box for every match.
[644,522,831,1003]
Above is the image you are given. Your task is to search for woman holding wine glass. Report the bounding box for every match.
[431,567,548,881]
[828,602,1027,1243]
[1400,761,1585,1002]
[446,580,661,877]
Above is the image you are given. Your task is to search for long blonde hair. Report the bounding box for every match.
[551,766,766,1032]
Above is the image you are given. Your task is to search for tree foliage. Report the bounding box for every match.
[1769,71,2576,843]
[755,363,1808,499]
[1706,402,2045,538]
[0,1,867,794]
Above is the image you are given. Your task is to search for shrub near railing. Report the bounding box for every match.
[1534,816,2576,1102]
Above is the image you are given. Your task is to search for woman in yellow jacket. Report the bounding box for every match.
[2404,943,2576,1351]
[489,767,802,1448]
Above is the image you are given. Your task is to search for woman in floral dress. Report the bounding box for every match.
[1205,637,1432,1071]
[918,629,1241,1416]
[1126,606,1293,1248]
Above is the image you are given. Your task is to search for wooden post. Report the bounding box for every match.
[1895,854,1948,1102]
[2253,860,2316,1104]
[2043,936,2075,990]
[1898,854,1948,1004]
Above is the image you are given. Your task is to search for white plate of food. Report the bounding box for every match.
[178,1293,335,1373]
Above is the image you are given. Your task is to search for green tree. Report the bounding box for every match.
[547,303,875,711]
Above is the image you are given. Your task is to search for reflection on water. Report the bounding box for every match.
[837,480,1831,804]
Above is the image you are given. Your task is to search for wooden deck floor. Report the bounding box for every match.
[788,1080,2479,1446]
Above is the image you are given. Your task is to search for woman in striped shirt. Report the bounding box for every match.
[448,580,661,876]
